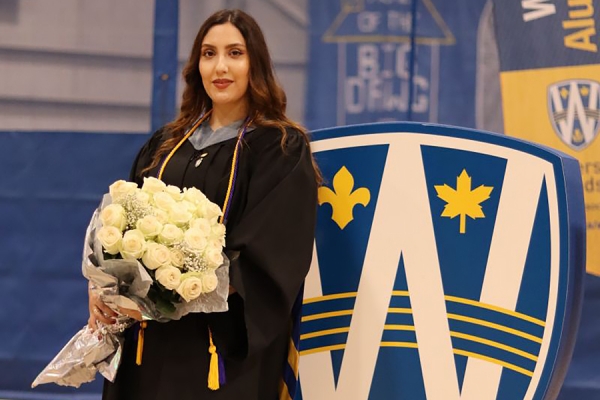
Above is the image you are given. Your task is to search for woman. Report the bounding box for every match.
[89,9,320,400]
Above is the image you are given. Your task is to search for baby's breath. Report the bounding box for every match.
[118,193,152,230]
[172,242,209,273]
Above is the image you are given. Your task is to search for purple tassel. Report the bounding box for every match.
[218,353,226,385]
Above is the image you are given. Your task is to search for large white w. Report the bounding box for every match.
[301,134,555,400]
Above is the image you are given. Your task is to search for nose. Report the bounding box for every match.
[216,55,228,75]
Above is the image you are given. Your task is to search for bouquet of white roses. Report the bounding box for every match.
[99,177,227,312]
[32,177,230,388]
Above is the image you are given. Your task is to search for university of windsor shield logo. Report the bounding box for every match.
[296,123,584,400]
[548,80,600,151]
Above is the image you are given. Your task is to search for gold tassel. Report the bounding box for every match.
[136,321,147,366]
[207,329,220,390]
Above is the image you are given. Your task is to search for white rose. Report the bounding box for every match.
[180,200,197,215]
[189,218,212,237]
[210,223,226,245]
[205,247,224,268]
[158,224,183,245]
[165,185,183,201]
[109,180,138,201]
[176,275,203,302]
[168,203,193,226]
[135,190,151,205]
[201,271,219,293]
[206,239,223,253]
[141,242,171,270]
[97,226,122,255]
[183,228,208,251]
[100,204,127,231]
[197,201,222,221]
[136,215,163,238]
[142,177,166,194]
[153,192,176,211]
[155,265,182,290]
[120,229,146,259]
[170,248,185,268]
[183,187,207,205]
[153,208,169,225]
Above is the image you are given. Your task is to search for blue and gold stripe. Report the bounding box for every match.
[299,291,546,379]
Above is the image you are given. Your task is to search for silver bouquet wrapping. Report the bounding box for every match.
[32,182,230,388]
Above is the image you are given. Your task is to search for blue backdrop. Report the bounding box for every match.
[0,132,146,399]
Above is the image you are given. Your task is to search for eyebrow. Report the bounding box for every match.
[201,43,246,49]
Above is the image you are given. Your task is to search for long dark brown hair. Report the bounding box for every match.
[144,9,321,183]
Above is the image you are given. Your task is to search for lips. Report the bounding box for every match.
[213,79,232,89]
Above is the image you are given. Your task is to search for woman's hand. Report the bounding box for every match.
[87,284,117,330]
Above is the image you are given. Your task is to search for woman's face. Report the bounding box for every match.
[199,22,250,111]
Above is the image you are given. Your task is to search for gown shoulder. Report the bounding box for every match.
[129,128,169,184]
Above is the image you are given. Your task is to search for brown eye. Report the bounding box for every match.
[202,49,215,57]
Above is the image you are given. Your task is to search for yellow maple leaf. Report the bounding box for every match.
[434,169,493,234]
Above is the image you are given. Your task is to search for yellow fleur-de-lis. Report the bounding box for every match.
[318,166,371,229]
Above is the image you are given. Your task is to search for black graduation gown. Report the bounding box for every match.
[102,125,318,400]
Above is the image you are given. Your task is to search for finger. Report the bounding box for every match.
[118,307,142,321]
[88,316,98,331]
[92,306,116,324]
[97,303,118,317]
[91,298,118,317]
[88,317,103,340]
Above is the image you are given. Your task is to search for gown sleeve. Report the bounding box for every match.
[211,128,318,358]
[128,128,166,184]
